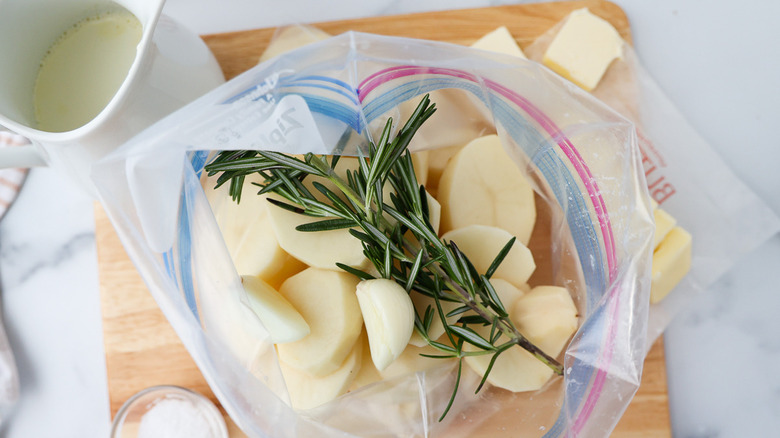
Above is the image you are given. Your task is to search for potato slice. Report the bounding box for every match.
[276,268,363,376]
[380,342,454,380]
[267,199,370,271]
[426,144,463,197]
[488,278,526,314]
[210,174,289,279]
[438,134,536,244]
[463,329,556,393]
[441,225,535,289]
[512,286,579,357]
[407,293,460,347]
[349,331,383,391]
[261,253,307,290]
[279,339,362,410]
[463,285,577,392]
[412,151,430,186]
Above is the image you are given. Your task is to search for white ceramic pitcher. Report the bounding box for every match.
[0,0,224,191]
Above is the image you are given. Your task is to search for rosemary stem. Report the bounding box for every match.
[309,155,366,211]
[398,229,564,375]
[431,257,563,374]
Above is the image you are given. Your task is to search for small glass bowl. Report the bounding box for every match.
[110,385,229,438]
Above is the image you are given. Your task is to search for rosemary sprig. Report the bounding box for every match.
[204,95,563,420]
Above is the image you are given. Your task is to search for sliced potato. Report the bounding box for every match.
[407,293,460,348]
[438,134,536,244]
[279,339,362,410]
[463,285,577,392]
[463,329,557,393]
[211,174,289,279]
[379,342,455,380]
[512,285,579,357]
[276,268,363,376]
[267,199,370,271]
[441,224,535,289]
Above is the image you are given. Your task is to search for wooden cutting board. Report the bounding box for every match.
[97,1,671,436]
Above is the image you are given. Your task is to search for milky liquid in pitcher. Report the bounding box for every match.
[33,8,142,132]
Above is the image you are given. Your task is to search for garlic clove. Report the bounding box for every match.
[241,274,310,344]
[356,279,415,371]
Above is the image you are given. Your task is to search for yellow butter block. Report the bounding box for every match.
[653,208,677,249]
[650,226,692,304]
[542,8,623,91]
[470,26,527,59]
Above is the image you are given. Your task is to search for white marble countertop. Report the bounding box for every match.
[1,0,779,436]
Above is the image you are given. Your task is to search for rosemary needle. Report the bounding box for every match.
[205,94,563,420]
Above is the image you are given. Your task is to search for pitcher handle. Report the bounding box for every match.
[0,132,46,168]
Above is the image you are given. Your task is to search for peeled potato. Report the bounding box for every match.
[349,331,383,391]
[424,190,441,234]
[267,199,370,271]
[379,341,454,380]
[407,293,460,347]
[463,285,576,392]
[211,174,289,279]
[441,224,535,289]
[279,338,363,410]
[463,327,557,393]
[438,134,536,245]
[512,286,579,357]
[276,268,363,376]
[426,144,463,196]
[488,278,526,313]
[411,151,430,186]
[261,253,308,290]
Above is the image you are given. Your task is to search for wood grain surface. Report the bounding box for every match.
[98,1,670,436]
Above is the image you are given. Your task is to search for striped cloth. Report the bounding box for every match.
[0,131,29,220]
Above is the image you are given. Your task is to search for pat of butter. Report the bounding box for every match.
[470,26,527,59]
[542,8,623,91]
[653,207,677,248]
[650,226,692,304]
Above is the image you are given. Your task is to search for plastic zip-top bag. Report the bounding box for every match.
[92,32,655,437]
